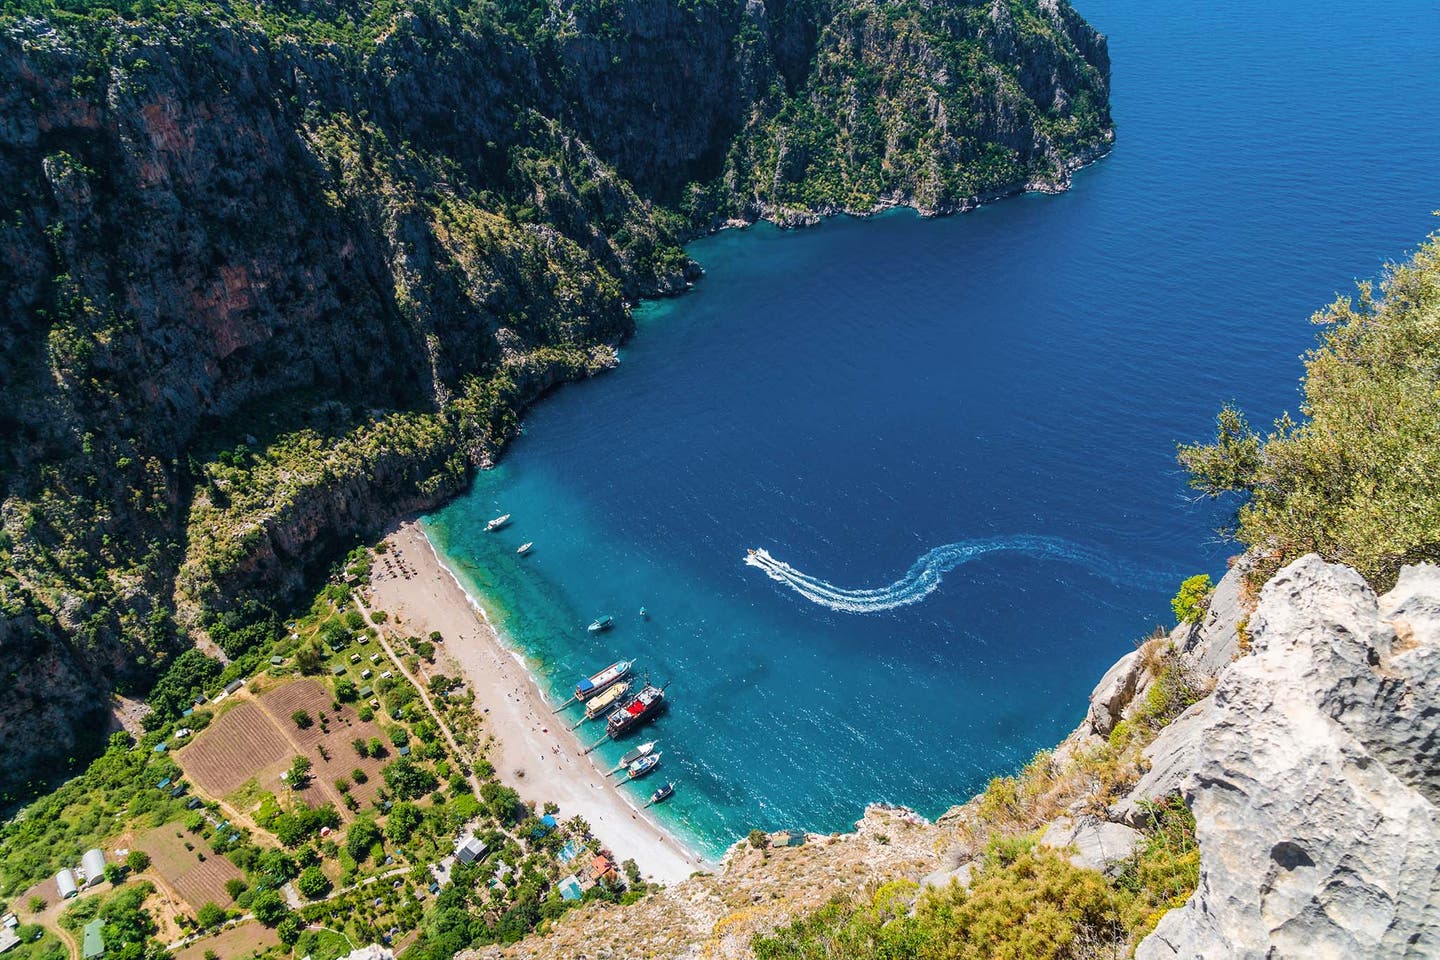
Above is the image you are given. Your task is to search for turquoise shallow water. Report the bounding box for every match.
[423,0,1440,856]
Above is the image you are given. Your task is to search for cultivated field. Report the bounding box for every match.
[258,678,393,808]
[258,679,334,750]
[177,679,394,821]
[177,702,292,796]
[136,822,245,912]
[173,921,279,960]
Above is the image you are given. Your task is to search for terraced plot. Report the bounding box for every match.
[137,822,244,912]
[177,702,291,796]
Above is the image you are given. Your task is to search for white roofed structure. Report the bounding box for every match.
[56,868,78,899]
[81,849,105,885]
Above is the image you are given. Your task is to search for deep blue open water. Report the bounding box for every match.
[423,0,1440,856]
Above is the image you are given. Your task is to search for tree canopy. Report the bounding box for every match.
[1179,232,1440,588]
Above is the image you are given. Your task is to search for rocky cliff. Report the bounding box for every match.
[479,555,1439,958]
[0,0,1110,804]
[1136,557,1440,959]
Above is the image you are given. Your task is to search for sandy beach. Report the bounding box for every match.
[365,520,705,886]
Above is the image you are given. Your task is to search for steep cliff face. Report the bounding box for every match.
[529,0,1113,218]
[1136,557,1440,959]
[0,0,1111,804]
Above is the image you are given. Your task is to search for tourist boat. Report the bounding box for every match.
[626,753,662,780]
[583,681,630,720]
[516,542,533,556]
[587,615,615,634]
[619,741,656,766]
[607,683,667,738]
[575,660,632,701]
[486,513,511,532]
[649,782,674,804]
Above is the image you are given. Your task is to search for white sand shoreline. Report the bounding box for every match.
[365,519,709,886]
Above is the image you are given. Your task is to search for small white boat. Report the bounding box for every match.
[619,741,656,766]
[486,514,511,532]
[517,542,533,556]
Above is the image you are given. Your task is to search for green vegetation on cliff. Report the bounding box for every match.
[754,798,1198,960]
[1180,231,1440,588]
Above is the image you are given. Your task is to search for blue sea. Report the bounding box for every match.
[423,0,1440,857]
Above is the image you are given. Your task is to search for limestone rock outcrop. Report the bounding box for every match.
[1039,816,1142,876]
[1109,699,1208,826]
[1136,556,1440,959]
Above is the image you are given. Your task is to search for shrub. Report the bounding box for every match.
[754,852,1130,960]
[196,902,226,929]
[292,710,313,729]
[1170,574,1213,624]
[125,850,150,873]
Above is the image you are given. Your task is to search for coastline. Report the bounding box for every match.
[365,519,708,886]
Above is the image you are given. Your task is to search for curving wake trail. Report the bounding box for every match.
[744,535,1160,614]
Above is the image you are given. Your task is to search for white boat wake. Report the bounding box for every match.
[745,535,1145,614]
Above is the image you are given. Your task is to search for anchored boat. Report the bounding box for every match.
[575,660,632,701]
[517,542,533,556]
[583,681,630,720]
[626,753,662,780]
[606,682,667,738]
[619,741,656,767]
[587,615,615,634]
[486,513,511,532]
[649,782,674,805]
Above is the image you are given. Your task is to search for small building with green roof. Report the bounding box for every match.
[82,918,104,959]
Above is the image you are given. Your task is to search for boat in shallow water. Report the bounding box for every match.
[575,660,632,701]
[649,782,674,804]
[485,513,511,531]
[607,683,667,738]
[516,541,533,555]
[619,741,656,766]
[587,615,615,634]
[626,753,662,779]
[583,681,630,720]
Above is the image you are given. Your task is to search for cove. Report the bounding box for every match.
[422,0,1440,856]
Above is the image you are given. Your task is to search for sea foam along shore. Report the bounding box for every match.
[364,519,706,886]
